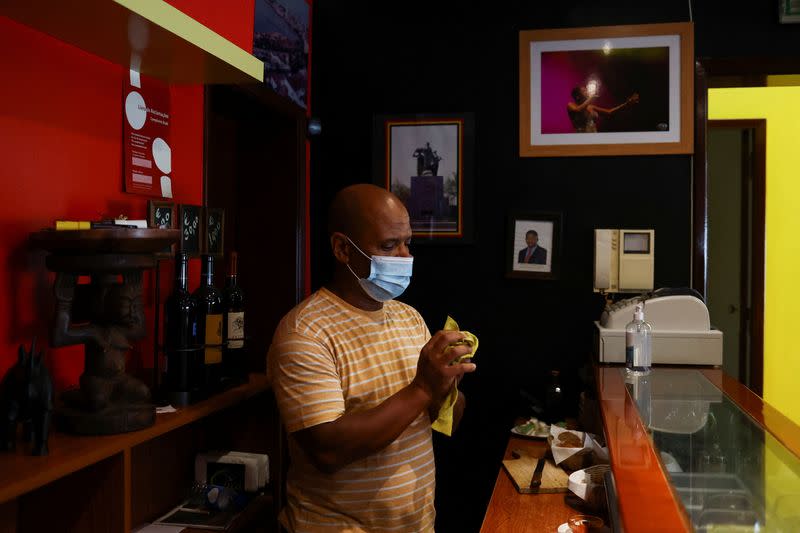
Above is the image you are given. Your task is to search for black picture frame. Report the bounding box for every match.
[179,204,202,257]
[204,207,225,258]
[373,113,475,244]
[506,211,563,280]
[148,200,176,258]
[148,201,175,229]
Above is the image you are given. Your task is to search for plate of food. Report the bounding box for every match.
[511,417,550,438]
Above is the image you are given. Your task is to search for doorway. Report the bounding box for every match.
[706,119,765,394]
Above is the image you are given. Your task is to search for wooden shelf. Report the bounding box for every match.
[0,0,263,84]
[0,373,270,505]
[30,228,180,254]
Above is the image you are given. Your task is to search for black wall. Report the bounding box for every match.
[308,2,800,531]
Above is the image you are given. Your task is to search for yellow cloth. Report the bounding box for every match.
[431,316,478,436]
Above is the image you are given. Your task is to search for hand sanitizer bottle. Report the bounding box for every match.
[625,303,652,375]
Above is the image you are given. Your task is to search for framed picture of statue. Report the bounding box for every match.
[506,211,563,280]
[519,22,694,157]
[373,113,475,243]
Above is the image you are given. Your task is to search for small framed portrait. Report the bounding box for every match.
[506,212,563,280]
[204,207,225,258]
[179,204,202,257]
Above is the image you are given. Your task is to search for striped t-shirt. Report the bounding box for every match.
[267,287,435,533]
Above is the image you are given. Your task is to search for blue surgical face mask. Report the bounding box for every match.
[345,237,413,302]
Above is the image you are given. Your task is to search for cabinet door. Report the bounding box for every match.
[17,453,125,533]
[205,84,307,375]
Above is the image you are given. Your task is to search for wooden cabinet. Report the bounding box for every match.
[0,375,281,532]
[204,82,308,376]
[0,5,308,530]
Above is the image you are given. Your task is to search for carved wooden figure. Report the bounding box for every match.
[52,270,155,434]
[0,338,53,456]
[29,228,180,435]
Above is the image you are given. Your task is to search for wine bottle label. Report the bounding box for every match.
[227,311,245,349]
[205,314,223,364]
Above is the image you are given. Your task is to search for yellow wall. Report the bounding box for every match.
[709,87,800,426]
[767,75,800,86]
[764,417,800,525]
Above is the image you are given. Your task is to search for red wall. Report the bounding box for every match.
[0,4,255,391]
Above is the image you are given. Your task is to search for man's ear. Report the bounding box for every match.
[330,232,350,265]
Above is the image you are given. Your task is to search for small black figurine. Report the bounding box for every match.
[0,338,53,455]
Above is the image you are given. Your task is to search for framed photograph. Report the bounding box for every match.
[179,204,202,257]
[204,207,225,258]
[373,113,475,243]
[519,22,694,157]
[506,212,562,280]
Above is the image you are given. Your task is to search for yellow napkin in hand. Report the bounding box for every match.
[431,316,478,436]
[443,316,478,365]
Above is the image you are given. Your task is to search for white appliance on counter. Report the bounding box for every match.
[594,229,655,293]
[595,290,723,365]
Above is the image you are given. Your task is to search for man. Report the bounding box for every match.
[267,184,476,532]
[518,229,547,264]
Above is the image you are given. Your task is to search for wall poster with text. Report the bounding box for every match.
[123,72,173,198]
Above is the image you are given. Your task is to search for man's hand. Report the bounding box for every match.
[412,330,477,406]
[291,331,476,475]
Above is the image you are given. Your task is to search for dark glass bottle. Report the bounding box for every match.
[545,369,564,424]
[192,254,223,396]
[222,251,246,385]
[163,252,198,406]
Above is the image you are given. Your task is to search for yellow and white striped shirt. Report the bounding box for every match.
[267,287,435,532]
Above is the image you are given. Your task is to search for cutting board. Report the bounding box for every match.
[502,448,569,494]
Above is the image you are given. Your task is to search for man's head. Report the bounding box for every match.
[525,230,539,248]
[328,184,412,293]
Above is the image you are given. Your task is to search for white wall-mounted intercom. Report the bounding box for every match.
[594,229,655,293]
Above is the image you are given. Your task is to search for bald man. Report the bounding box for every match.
[267,184,475,532]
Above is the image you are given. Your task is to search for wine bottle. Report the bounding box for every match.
[545,369,564,425]
[192,254,223,396]
[163,251,198,406]
[223,251,246,385]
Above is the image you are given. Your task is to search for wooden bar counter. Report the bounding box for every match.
[480,436,575,532]
[481,366,800,532]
